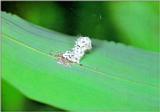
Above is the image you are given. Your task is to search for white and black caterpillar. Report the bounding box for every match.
[55,36,92,66]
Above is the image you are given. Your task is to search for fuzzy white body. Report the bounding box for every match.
[61,37,92,64]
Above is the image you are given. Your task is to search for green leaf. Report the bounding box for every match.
[2,11,159,111]
[2,80,64,111]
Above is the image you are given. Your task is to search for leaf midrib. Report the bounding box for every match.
[2,33,157,88]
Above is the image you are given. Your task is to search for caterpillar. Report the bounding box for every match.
[55,36,92,66]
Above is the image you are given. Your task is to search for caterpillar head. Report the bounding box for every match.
[75,37,92,52]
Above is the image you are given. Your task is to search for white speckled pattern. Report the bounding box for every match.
[62,36,92,64]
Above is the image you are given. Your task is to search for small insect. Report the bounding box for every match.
[54,36,92,67]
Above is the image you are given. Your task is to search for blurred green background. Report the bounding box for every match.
[2,1,159,111]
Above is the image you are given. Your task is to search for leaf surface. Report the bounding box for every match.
[2,12,159,111]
